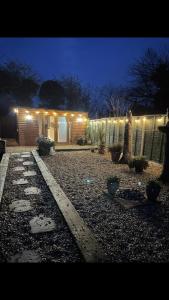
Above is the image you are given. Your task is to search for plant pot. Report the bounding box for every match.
[146,189,160,202]
[107,182,119,195]
[38,147,50,156]
[111,152,121,162]
[135,166,144,173]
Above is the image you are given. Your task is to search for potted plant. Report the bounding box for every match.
[109,143,123,163]
[146,180,161,202]
[128,156,149,173]
[107,176,120,196]
[97,127,106,154]
[36,136,55,156]
[77,136,85,145]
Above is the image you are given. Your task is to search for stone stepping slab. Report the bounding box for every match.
[9,250,41,263]
[30,214,56,233]
[9,200,33,212]
[13,166,25,172]
[13,178,29,185]
[22,152,31,155]
[16,158,24,162]
[24,187,41,195]
[21,155,31,158]
[23,171,37,177]
[10,153,20,156]
[23,161,34,166]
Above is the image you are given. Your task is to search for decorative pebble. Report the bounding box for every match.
[30,214,56,233]
[24,187,41,195]
[23,161,34,166]
[9,200,32,212]
[13,178,29,185]
[13,167,25,172]
[9,250,41,263]
[23,171,37,177]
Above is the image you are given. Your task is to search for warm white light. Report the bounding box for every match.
[36,111,40,114]
[157,118,163,122]
[25,114,32,121]
[79,114,82,117]
[64,113,67,116]
[108,120,111,123]
[125,119,128,122]
[84,117,87,121]
[113,120,117,123]
[119,119,124,123]
[143,117,146,122]
[25,110,29,114]
[14,108,18,113]
[44,111,48,115]
[135,119,140,123]
[53,112,57,116]
[71,114,74,117]
[76,117,83,123]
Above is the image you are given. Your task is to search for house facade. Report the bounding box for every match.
[13,107,88,146]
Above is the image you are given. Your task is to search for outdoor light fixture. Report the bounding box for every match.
[14,108,18,113]
[76,117,83,123]
[125,119,129,122]
[157,118,163,122]
[143,117,146,122]
[135,119,140,123]
[36,111,40,114]
[79,114,82,117]
[119,119,124,123]
[53,112,57,116]
[108,120,111,123]
[25,110,29,114]
[113,120,117,123]
[44,111,48,115]
[64,113,67,116]
[25,114,33,121]
[71,114,74,117]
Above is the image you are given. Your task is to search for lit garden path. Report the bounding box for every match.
[0,152,83,263]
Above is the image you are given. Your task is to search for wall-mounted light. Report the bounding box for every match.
[157,117,163,122]
[44,111,48,115]
[119,119,124,123]
[25,110,29,114]
[143,117,146,122]
[64,113,67,116]
[76,117,83,123]
[36,111,40,114]
[108,120,111,123]
[135,119,140,123]
[71,114,74,117]
[53,112,57,116]
[25,114,33,121]
[14,108,18,113]
[113,120,117,123]
[125,119,128,122]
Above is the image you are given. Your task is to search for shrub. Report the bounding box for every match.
[128,156,149,173]
[36,136,55,156]
[77,136,85,145]
[109,143,123,162]
[146,180,161,202]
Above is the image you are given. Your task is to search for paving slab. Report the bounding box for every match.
[24,187,41,195]
[30,214,56,233]
[23,170,37,177]
[9,250,41,263]
[9,200,33,212]
[23,161,34,166]
[13,166,25,172]
[13,178,29,185]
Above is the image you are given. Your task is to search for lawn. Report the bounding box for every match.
[43,150,169,262]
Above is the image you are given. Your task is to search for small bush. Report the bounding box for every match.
[109,143,123,153]
[128,156,149,173]
[36,136,55,156]
[77,136,85,145]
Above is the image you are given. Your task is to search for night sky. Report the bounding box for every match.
[0,37,169,88]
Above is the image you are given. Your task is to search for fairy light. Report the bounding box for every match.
[25,114,32,121]
[76,117,83,123]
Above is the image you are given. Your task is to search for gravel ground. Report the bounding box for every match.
[0,153,83,263]
[43,150,169,263]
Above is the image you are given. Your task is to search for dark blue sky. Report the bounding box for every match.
[0,38,169,88]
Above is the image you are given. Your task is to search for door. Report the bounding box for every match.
[47,116,55,141]
[58,116,67,142]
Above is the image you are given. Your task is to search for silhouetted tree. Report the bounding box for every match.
[128,48,169,114]
[59,75,91,111]
[0,60,40,114]
[39,80,65,109]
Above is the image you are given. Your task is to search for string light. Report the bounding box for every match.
[25,114,32,121]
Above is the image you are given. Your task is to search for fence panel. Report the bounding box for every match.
[89,114,167,163]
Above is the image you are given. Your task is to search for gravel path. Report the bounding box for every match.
[0,152,83,263]
[43,151,169,262]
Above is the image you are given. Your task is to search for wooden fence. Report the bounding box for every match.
[88,114,168,163]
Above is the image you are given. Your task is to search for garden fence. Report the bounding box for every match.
[89,114,168,163]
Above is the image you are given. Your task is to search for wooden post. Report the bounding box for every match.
[150,116,156,160]
[140,118,145,156]
[119,110,132,163]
